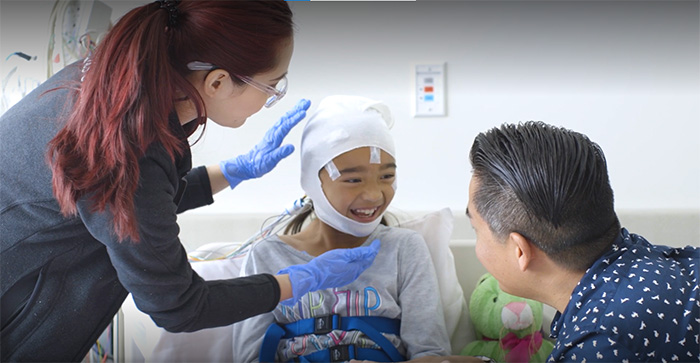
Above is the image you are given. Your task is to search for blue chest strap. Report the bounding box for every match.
[259,314,405,362]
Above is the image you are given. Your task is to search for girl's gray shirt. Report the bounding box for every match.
[232,224,451,361]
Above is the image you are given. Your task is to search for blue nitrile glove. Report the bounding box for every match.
[219,99,311,189]
[278,239,381,306]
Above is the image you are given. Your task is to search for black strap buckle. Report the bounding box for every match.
[329,345,353,362]
[314,315,337,335]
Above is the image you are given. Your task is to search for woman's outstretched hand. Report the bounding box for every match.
[219,99,311,189]
[277,239,381,306]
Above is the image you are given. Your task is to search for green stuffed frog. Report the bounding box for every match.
[461,273,554,363]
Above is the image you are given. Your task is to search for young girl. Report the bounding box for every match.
[232,95,451,361]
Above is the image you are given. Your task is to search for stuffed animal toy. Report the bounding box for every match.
[461,273,554,363]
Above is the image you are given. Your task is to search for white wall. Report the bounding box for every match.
[2,1,699,216]
[194,1,700,216]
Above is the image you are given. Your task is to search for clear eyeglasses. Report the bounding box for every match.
[187,61,288,108]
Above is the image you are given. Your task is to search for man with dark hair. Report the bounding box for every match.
[466,121,698,362]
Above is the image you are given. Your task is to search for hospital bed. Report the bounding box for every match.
[116,208,699,362]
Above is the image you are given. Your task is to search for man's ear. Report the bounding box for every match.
[202,69,233,98]
[509,232,534,272]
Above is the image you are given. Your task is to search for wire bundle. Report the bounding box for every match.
[187,196,311,262]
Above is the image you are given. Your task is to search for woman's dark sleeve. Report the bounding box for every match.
[176,165,214,213]
[78,149,280,332]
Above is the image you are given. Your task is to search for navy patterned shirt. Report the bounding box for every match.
[548,228,699,362]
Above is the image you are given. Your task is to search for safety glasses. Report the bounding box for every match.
[187,61,287,108]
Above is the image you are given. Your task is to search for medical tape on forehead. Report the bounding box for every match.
[369,147,381,164]
[324,161,341,181]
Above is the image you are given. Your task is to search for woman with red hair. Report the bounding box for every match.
[0,1,378,361]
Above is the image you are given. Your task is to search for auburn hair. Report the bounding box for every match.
[47,0,293,242]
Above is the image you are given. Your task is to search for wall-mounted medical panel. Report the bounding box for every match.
[413,63,446,117]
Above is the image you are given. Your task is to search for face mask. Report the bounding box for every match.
[300,95,395,237]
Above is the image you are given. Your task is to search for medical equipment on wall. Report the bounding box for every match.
[1,53,42,114]
[187,196,312,262]
[1,0,112,115]
[47,0,112,78]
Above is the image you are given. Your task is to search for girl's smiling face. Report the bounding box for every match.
[319,147,396,224]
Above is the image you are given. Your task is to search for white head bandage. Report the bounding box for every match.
[300,95,395,237]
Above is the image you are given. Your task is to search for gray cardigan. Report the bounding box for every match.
[0,62,279,362]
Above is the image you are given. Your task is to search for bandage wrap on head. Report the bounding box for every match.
[301,95,396,237]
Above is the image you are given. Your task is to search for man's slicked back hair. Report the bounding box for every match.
[469,121,620,271]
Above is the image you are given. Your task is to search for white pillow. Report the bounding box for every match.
[149,257,246,362]
[398,208,472,354]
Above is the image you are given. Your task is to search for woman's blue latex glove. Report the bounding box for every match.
[220,99,311,189]
[278,239,381,306]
